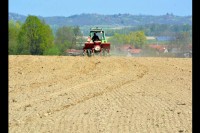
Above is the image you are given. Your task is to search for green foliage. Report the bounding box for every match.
[55,26,74,54]
[172,32,191,47]
[9,20,22,54]
[73,26,82,37]
[43,45,60,55]
[55,26,74,44]
[108,31,146,48]
[108,33,124,45]
[55,26,83,55]
[17,15,54,55]
[40,22,54,53]
[131,31,146,48]
[97,24,192,37]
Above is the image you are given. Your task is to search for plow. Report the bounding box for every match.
[83,27,111,56]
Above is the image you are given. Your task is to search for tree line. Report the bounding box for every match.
[108,31,147,48]
[9,15,83,55]
[9,15,192,55]
[107,24,192,49]
[104,24,192,37]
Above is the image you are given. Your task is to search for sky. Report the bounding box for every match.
[9,0,192,17]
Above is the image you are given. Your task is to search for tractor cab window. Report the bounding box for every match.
[90,31,104,42]
[92,32,100,42]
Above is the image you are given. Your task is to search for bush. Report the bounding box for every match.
[43,46,60,55]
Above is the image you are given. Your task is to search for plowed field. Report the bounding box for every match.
[9,55,192,133]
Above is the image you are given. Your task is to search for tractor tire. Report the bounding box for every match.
[87,49,92,57]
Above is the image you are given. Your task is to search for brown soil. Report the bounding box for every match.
[9,55,192,133]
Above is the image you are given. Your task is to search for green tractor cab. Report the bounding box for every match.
[89,27,108,43]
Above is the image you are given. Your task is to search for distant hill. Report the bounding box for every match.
[9,12,192,27]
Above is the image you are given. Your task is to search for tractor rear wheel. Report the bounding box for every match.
[87,49,92,57]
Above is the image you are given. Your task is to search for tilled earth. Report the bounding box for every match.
[9,55,192,133]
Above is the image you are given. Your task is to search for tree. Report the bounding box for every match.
[55,26,83,54]
[108,33,126,46]
[9,20,22,54]
[39,22,54,53]
[174,32,191,47]
[17,15,54,55]
[55,26,74,54]
[43,45,60,55]
[131,31,146,48]
[108,31,146,48]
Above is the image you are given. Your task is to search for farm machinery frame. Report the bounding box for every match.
[83,27,111,56]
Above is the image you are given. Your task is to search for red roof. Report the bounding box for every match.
[149,44,167,52]
[129,49,142,54]
[117,44,134,51]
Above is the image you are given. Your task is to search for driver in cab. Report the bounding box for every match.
[92,33,100,42]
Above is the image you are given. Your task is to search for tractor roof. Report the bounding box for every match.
[90,27,104,32]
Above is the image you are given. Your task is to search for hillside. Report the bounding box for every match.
[9,12,192,27]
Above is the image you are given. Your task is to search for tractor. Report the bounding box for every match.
[83,27,111,56]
